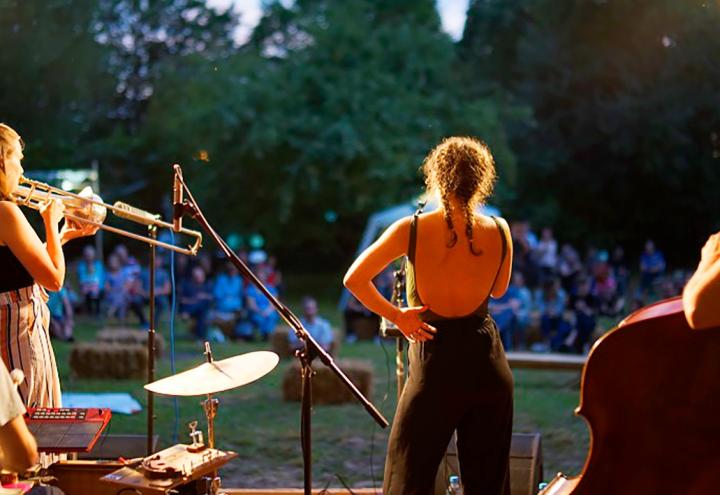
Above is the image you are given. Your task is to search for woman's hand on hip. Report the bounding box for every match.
[39,199,65,227]
[396,305,437,342]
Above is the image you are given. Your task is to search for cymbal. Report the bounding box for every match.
[144,351,279,397]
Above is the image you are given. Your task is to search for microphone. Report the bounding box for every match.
[173,164,183,233]
[113,202,161,226]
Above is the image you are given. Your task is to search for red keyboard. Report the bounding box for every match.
[25,407,112,453]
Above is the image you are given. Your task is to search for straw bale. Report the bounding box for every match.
[96,328,164,357]
[282,358,373,405]
[70,342,147,379]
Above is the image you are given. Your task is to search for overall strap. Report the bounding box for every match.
[407,204,424,264]
[488,216,508,295]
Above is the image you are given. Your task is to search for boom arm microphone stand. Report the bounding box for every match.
[171,165,389,495]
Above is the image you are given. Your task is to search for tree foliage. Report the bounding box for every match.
[463,0,720,261]
[142,0,515,266]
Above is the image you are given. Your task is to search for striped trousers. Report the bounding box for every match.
[0,284,62,409]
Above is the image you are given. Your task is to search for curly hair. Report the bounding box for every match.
[422,136,497,255]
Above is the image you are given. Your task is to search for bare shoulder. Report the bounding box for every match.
[0,201,23,221]
[380,215,412,246]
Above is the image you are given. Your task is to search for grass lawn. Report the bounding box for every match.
[52,272,589,490]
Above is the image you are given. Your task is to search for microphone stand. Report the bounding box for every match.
[172,166,389,495]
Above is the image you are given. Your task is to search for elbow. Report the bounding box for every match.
[343,272,356,292]
[41,277,63,292]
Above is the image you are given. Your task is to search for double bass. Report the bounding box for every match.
[541,297,720,494]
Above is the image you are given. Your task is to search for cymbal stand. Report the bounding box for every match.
[147,225,158,455]
[172,164,389,495]
[201,342,223,495]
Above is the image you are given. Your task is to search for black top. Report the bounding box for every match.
[0,245,34,292]
[405,213,507,322]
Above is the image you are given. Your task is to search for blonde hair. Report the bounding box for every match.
[0,123,22,157]
[0,123,23,199]
[422,136,497,255]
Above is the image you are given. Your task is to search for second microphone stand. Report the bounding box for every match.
[171,165,389,495]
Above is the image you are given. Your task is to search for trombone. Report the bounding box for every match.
[13,176,202,256]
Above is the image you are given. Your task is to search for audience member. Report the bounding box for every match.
[76,244,104,317]
[610,245,630,295]
[288,296,334,353]
[212,261,246,336]
[238,268,279,341]
[592,254,624,317]
[535,227,558,282]
[180,266,213,340]
[639,239,666,297]
[115,244,147,326]
[140,254,171,328]
[557,243,582,293]
[535,278,571,352]
[47,287,74,342]
[104,253,127,320]
[567,277,598,353]
[490,272,532,350]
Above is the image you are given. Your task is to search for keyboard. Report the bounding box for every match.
[25,407,112,453]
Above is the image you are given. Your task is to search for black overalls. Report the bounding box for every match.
[382,215,514,495]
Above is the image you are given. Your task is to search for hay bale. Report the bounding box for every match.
[282,358,373,404]
[272,327,341,359]
[70,343,147,379]
[96,328,164,358]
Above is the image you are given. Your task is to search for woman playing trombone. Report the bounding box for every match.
[0,123,96,411]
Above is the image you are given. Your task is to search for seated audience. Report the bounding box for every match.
[212,261,246,335]
[535,278,571,351]
[683,231,720,329]
[47,287,74,342]
[639,239,666,298]
[180,266,213,340]
[114,244,147,326]
[77,244,104,317]
[567,277,598,353]
[140,254,171,328]
[104,253,127,320]
[288,296,335,353]
[591,255,624,317]
[535,227,558,283]
[557,243,582,293]
[490,272,532,350]
[237,269,279,341]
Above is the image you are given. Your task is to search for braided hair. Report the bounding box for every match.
[422,136,497,256]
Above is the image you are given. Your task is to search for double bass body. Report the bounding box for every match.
[541,297,720,495]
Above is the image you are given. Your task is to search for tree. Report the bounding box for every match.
[171,0,514,264]
[462,0,720,261]
[93,0,238,128]
[0,0,114,168]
